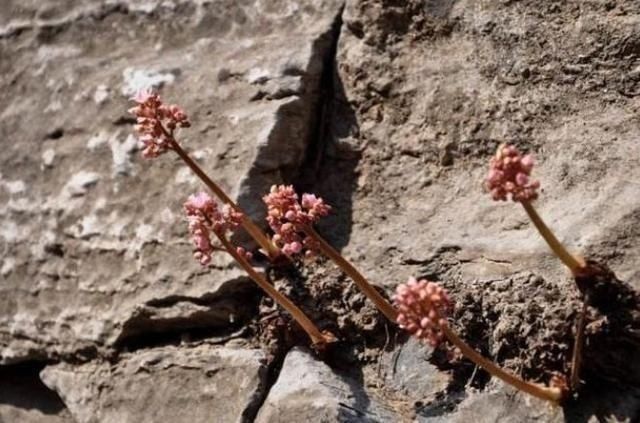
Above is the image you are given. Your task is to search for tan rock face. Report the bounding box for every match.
[0,0,342,363]
[418,382,565,423]
[2,0,640,422]
[0,362,73,423]
[255,347,401,422]
[320,0,640,291]
[41,345,267,423]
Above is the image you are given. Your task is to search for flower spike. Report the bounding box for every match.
[484,144,585,275]
[129,90,190,158]
[263,185,331,257]
[128,90,280,259]
[485,144,540,203]
[183,192,242,265]
[393,277,453,347]
[182,191,333,348]
[394,277,565,403]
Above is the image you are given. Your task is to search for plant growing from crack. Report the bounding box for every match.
[129,92,333,348]
[394,277,567,403]
[262,185,398,322]
[182,191,335,348]
[484,143,598,391]
[484,144,586,276]
[129,90,280,259]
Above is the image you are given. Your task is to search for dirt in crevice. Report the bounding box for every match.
[442,273,582,386]
[262,259,394,360]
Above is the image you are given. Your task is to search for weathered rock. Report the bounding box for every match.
[319,0,640,293]
[40,344,267,423]
[0,363,73,423]
[382,337,451,402]
[419,383,564,423]
[2,0,640,420]
[0,0,343,363]
[256,347,401,422]
[312,0,640,417]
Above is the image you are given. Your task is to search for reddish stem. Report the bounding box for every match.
[159,124,280,260]
[521,201,585,275]
[302,224,398,322]
[214,231,334,348]
[442,325,564,403]
[570,295,588,390]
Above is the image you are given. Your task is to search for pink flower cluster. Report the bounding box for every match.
[393,277,453,347]
[262,185,331,256]
[183,192,243,265]
[129,90,190,159]
[485,144,540,202]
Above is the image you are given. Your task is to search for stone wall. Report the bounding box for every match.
[1,1,639,422]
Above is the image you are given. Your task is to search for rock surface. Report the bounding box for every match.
[0,363,73,423]
[381,337,451,403]
[419,383,564,423]
[40,344,267,423]
[256,347,400,422]
[1,0,640,422]
[319,0,640,293]
[0,0,342,363]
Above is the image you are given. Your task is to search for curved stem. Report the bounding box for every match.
[441,325,564,403]
[521,201,585,275]
[214,232,332,347]
[302,224,398,322]
[165,134,280,260]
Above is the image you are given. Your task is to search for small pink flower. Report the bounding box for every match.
[393,277,453,347]
[218,204,243,233]
[484,144,540,202]
[236,246,253,261]
[129,90,190,159]
[183,192,244,266]
[185,191,215,211]
[188,219,213,265]
[301,193,331,219]
[263,185,331,257]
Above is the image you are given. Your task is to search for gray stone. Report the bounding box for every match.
[0,0,343,364]
[256,347,401,423]
[382,338,451,402]
[321,0,640,293]
[419,383,564,423]
[40,344,267,423]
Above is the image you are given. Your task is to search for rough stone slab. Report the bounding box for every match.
[0,405,72,423]
[419,383,564,423]
[255,347,401,423]
[382,337,451,402]
[0,0,343,363]
[319,0,640,292]
[40,344,267,423]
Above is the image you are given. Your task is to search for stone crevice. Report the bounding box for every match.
[0,360,72,422]
[244,6,347,421]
